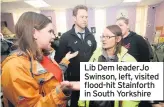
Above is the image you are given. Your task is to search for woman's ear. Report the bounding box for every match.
[33,28,38,40]
[116,36,122,43]
[127,25,130,30]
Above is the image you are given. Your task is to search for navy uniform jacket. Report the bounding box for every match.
[55,25,97,81]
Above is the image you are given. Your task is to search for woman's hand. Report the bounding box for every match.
[60,81,80,91]
[70,81,80,90]
[60,81,73,96]
[60,81,73,88]
[65,51,79,60]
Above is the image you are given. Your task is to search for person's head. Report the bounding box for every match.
[101,25,122,53]
[73,5,88,29]
[15,12,55,60]
[116,17,130,37]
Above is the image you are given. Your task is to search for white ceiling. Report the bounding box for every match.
[1,0,164,12]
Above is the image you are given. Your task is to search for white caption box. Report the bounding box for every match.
[80,62,164,101]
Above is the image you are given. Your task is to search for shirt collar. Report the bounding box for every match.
[74,26,85,34]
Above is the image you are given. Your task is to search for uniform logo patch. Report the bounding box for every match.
[74,41,78,44]
[87,40,92,47]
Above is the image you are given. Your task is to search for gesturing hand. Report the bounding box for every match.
[60,81,80,91]
[60,81,73,89]
[65,51,79,60]
[60,81,73,96]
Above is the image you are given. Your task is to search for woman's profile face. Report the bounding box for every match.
[34,23,55,50]
[101,28,117,49]
[116,19,129,36]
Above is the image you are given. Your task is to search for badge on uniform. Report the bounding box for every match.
[74,41,78,44]
[87,40,92,47]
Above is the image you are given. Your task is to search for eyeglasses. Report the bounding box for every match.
[100,35,116,39]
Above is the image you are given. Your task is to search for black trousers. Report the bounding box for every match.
[66,75,80,107]
[89,101,114,107]
[70,91,80,107]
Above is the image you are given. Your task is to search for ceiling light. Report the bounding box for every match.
[123,0,142,2]
[24,0,50,8]
[1,0,20,2]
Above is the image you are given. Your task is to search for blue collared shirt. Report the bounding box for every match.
[75,28,85,40]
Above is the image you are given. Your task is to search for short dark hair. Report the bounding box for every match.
[117,17,129,25]
[73,5,88,16]
[15,11,52,61]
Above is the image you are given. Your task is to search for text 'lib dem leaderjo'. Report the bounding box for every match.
[80,62,163,101]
